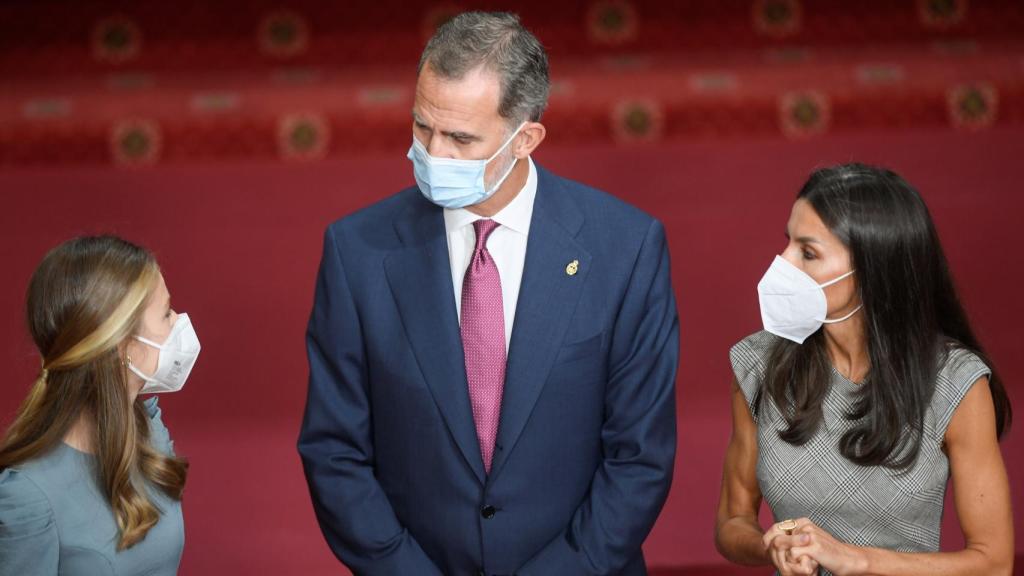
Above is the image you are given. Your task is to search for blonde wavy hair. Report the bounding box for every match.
[0,236,188,549]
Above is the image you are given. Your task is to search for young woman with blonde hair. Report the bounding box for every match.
[0,235,200,575]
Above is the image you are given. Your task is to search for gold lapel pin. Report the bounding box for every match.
[565,260,579,276]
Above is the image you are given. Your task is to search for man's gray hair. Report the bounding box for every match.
[418,12,550,125]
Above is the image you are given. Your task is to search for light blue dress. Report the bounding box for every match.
[0,397,184,575]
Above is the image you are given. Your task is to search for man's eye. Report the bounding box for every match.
[802,251,815,260]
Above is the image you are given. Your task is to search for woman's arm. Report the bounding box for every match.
[715,379,767,564]
[715,379,816,574]
[788,376,1014,576]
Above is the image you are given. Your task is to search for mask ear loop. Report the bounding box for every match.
[484,121,529,163]
[817,268,856,289]
[483,122,529,195]
[124,352,159,384]
[134,335,164,349]
[823,304,863,324]
[820,269,862,323]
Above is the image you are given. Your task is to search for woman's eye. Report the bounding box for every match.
[802,250,815,260]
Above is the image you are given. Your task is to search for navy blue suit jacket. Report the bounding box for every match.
[298,165,679,575]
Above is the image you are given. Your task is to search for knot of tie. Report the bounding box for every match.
[472,219,500,254]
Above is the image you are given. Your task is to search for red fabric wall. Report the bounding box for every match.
[0,127,1021,574]
[3,0,1023,165]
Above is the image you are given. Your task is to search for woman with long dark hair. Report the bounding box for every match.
[715,164,1013,575]
[0,236,200,575]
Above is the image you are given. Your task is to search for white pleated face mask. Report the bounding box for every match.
[757,256,862,344]
[128,313,201,394]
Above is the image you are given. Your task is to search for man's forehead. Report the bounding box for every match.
[414,66,502,122]
[412,100,484,134]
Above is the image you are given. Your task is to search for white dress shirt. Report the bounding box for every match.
[445,157,537,352]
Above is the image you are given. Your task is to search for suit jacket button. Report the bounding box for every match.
[481,505,496,519]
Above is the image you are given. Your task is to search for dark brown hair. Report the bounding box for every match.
[758,164,1011,470]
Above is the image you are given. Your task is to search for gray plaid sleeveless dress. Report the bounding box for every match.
[730,330,991,574]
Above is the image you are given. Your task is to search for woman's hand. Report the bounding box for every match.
[763,519,820,575]
[787,518,869,576]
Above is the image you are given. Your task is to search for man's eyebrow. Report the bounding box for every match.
[412,111,481,141]
[442,130,481,141]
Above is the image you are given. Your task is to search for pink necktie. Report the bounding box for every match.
[461,219,506,474]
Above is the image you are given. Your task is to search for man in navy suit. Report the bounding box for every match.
[298,11,678,575]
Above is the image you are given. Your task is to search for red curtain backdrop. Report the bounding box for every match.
[1,127,1022,574]
[1,0,1022,165]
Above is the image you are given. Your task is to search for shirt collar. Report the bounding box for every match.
[443,157,537,236]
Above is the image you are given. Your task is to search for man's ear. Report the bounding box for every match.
[512,122,546,159]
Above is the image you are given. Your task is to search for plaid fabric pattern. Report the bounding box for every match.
[729,331,990,574]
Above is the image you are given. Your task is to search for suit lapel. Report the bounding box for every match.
[488,166,592,481]
[384,197,487,484]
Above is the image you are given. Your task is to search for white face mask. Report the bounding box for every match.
[407,122,526,209]
[757,256,862,344]
[128,313,201,394]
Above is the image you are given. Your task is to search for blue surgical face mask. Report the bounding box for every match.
[407,122,526,209]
